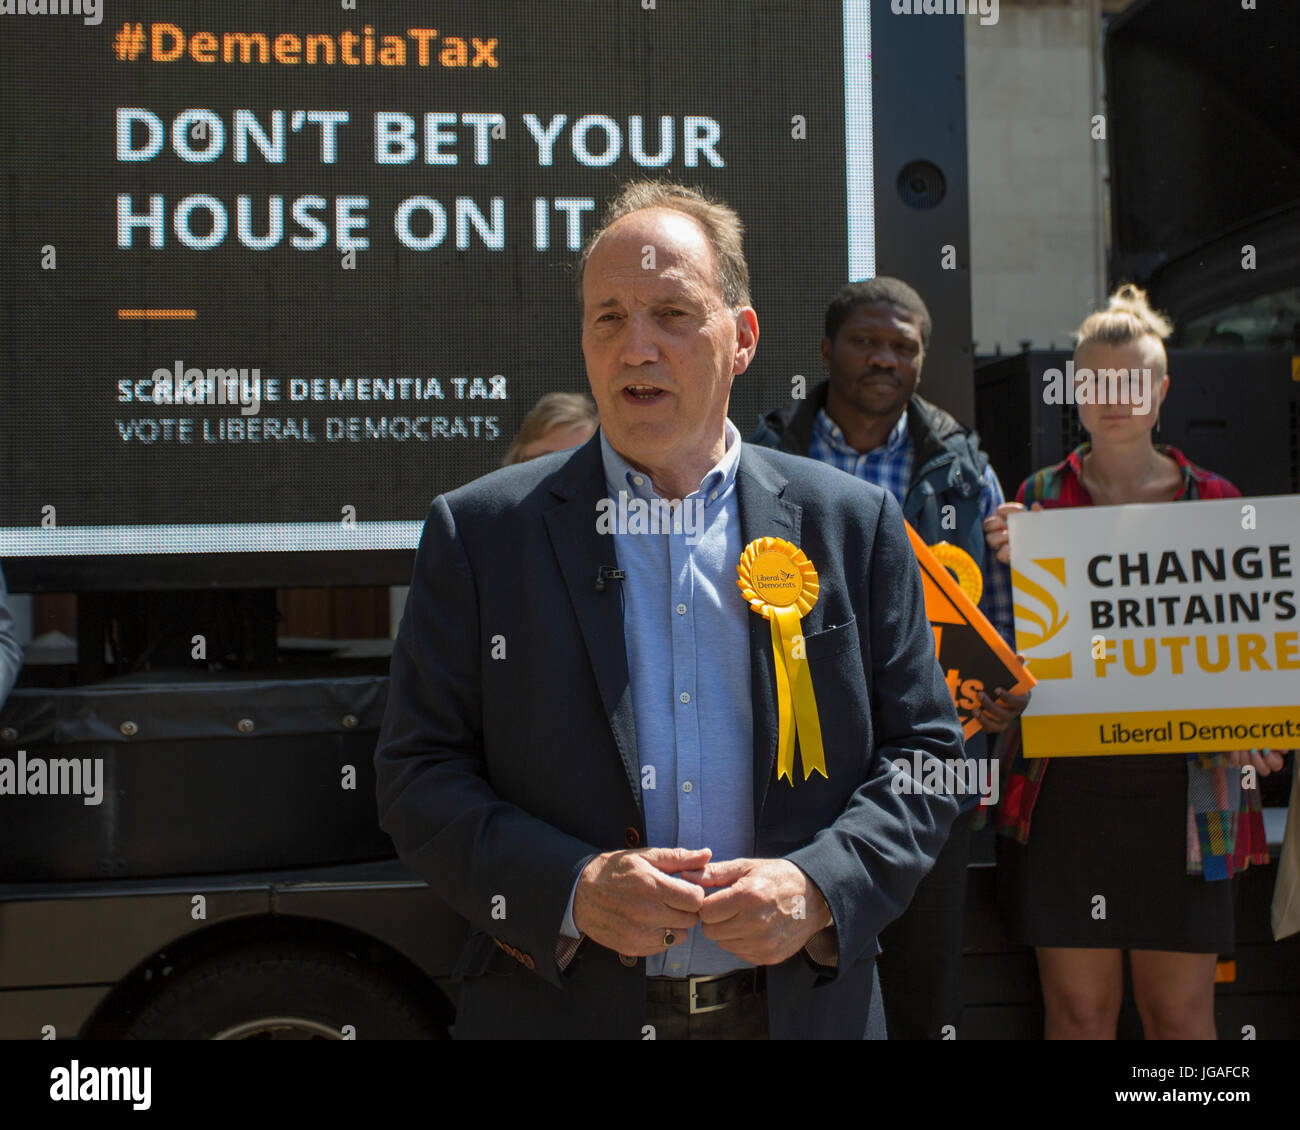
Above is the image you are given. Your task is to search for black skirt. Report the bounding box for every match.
[996,752,1235,953]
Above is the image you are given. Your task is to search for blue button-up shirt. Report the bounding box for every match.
[561,419,755,976]
[808,405,915,505]
[808,407,1015,649]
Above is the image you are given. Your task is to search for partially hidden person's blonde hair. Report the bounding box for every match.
[502,392,599,466]
[1074,283,1174,372]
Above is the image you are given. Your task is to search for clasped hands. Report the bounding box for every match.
[572,847,832,964]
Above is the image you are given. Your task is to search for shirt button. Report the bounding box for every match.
[682,781,693,793]
[709,491,717,501]
[679,691,690,704]
[632,475,645,486]
[676,603,687,615]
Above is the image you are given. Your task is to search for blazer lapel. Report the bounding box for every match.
[542,437,643,818]
[735,447,803,825]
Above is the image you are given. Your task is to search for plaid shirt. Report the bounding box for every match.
[979,443,1270,880]
[808,408,1016,648]
[1016,441,1241,508]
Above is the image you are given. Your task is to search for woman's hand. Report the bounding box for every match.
[1226,749,1287,776]
[983,501,1043,566]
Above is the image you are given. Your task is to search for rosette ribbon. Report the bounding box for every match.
[736,537,827,784]
[928,541,983,605]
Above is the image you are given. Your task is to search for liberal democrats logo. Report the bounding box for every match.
[1012,556,1071,678]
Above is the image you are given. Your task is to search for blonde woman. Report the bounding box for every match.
[502,392,599,466]
[982,284,1286,1039]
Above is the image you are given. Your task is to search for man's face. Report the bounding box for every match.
[581,208,757,476]
[821,301,925,420]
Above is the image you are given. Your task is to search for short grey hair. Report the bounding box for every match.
[574,180,752,313]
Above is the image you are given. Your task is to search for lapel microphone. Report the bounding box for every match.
[595,566,626,591]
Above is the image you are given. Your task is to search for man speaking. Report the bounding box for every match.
[375,181,966,1039]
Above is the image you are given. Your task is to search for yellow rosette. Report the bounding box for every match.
[929,542,983,605]
[736,537,827,785]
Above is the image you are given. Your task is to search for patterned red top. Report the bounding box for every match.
[1015,442,1241,507]
[985,443,1269,880]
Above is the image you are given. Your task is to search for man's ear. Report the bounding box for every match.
[733,307,760,375]
[820,337,832,370]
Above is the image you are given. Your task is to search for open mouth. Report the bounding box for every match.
[623,384,667,403]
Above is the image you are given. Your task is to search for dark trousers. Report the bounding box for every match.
[876,806,974,1039]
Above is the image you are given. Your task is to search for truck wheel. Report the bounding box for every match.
[123,944,445,1040]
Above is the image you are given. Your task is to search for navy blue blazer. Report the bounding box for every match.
[375,433,966,1038]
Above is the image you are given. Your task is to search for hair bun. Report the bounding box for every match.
[1104,283,1173,339]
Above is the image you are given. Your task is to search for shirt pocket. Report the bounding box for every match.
[801,616,862,662]
[801,616,872,776]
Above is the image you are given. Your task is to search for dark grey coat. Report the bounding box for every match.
[375,432,965,1039]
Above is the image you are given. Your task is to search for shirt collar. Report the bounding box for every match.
[1065,441,1199,500]
[600,418,742,508]
[814,406,909,457]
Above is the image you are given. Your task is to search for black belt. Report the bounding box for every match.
[645,968,765,1015]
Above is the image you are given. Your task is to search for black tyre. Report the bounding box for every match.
[123,943,445,1040]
